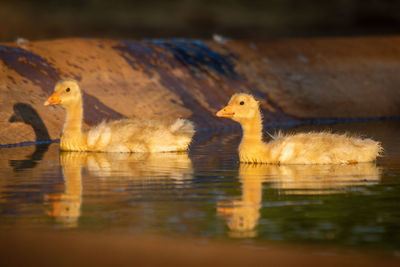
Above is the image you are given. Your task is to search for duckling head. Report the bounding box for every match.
[216,93,260,123]
[44,79,82,108]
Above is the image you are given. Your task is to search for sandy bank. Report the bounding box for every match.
[0,37,399,145]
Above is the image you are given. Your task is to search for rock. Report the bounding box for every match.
[0,37,399,145]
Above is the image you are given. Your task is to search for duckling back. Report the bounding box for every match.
[169,118,195,136]
[157,118,195,152]
[266,132,383,164]
[86,118,195,153]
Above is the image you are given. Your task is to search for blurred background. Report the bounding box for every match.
[1,0,400,41]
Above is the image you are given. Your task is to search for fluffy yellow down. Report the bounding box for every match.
[217,93,382,164]
[44,79,195,152]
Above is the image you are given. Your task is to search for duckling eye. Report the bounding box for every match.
[65,88,70,93]
[240,101,245,105]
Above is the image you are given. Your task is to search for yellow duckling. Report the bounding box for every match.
[216,93,383,164]
[44,79,195,152]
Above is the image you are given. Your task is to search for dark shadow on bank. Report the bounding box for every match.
[8,103,51,172]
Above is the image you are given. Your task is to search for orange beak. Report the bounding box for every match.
[216,105,235,118]
[216,201,234,216]
[44,92,61,106]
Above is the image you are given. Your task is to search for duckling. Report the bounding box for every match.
[44,79,195,152]
[216,93,383,164]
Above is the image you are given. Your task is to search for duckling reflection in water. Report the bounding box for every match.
[45,152,83,228]
[265,163,381,194]
[84,151,193,182]
[45,151,193,227]
[218,164,263,238]
[217,163,380,238]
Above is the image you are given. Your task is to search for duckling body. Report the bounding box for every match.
[85,118,194,152]
[217,93,382,164]
[45,80,195,153]
[240,131,381,164]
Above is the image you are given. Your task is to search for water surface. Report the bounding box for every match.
[1,120,399,254]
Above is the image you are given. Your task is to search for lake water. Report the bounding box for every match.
[1,120,399,256]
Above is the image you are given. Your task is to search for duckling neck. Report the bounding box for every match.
[238,113,269,163]
[61,102,85,150]
[240,113,264,146]
[63,103,83,136]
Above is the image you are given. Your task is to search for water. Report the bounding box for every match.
[1,120,400,254]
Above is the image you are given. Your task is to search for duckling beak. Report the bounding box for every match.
[216,105,235,118]
[44,93,61,106]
